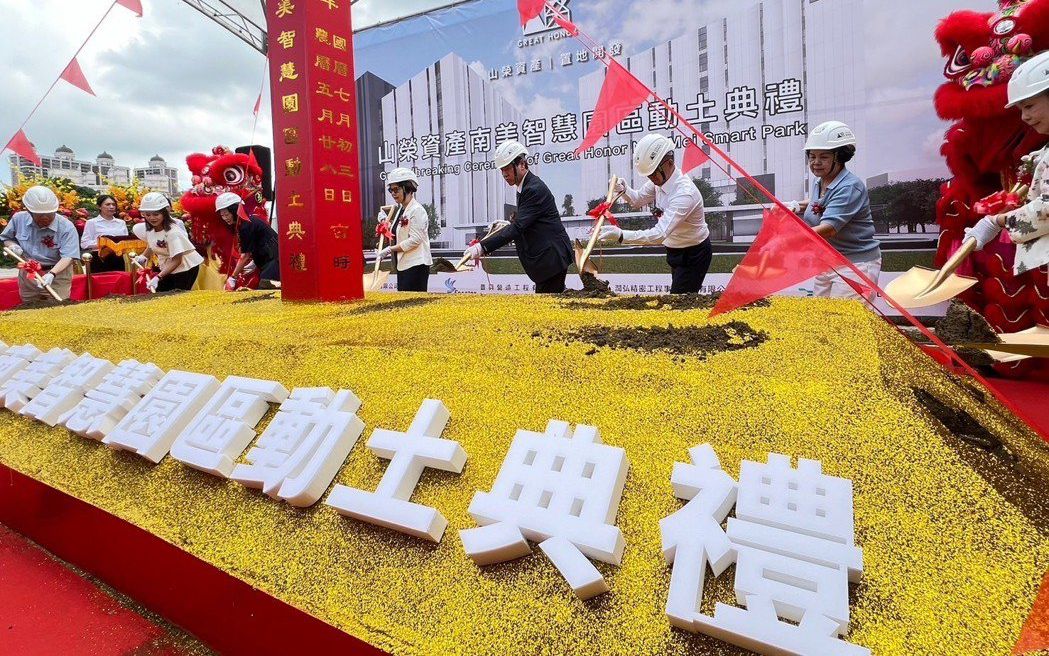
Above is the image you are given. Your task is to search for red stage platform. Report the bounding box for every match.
[0,522,196,655]
[0,271,142,310]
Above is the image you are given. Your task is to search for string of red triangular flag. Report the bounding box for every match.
[60,57,96,96]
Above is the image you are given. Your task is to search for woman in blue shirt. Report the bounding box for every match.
[794,121,882,300]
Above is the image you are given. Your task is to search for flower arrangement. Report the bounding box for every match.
[102,177,148,225]
[1,174,83,222]
[0,292,1045,656]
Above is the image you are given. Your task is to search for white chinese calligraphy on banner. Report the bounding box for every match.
[0,347,76,412]
[60,359,163,440]
[20,353,115,426]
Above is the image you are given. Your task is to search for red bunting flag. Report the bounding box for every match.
[253,92,262,117]
[550,10,578,36]
[682,140,710,173]
[517,0,546,27]
[575,59,651,155]
[60,57,96,96]
[116,0,143,17]
[1014,570,1049,655]
[5,129,41,167]
[710,205,841,316]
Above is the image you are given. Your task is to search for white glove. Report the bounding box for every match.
[146,276,159,293]
[224,276,238,291]
[613,179,626,195]
[377,246,395,260]
[964,216,1003,251]
[463,243,484,260]
[5,243,23,258]
[37,272,55,289]
[599,225,624,244]
[133,255,148,268]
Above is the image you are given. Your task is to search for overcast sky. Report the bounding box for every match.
[0,0,444,189]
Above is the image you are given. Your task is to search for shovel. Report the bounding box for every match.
[956,325,1049,362]
[884,238,978,309]
[576,176,620,276]
[364,205,399,292]
[4,246,63,302]
[432,221,512,273]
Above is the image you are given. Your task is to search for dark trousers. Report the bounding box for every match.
[666,238,712,294]
[158,265,200,292]
[259,259,281,282]
[534,270,567,294]
[397,264,430,292]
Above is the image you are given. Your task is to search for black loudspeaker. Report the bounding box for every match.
[236,145,273,201]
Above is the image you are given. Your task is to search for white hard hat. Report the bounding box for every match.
[804,121,857,150]
[386,167,418,185]
[494,140,529,169]
[215,192,242,211]
[633,134,675,176]
[22,185,60,213]
[138,192,170,212]
[1007,50,1049,108]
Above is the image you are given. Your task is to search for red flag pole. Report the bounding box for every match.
[4,1,118,153]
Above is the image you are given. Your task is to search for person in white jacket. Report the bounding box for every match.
[599,134,711,294]
[376,168,433,292]
[965,50,1049,277]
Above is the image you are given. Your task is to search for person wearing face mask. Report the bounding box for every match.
[131,192,203,293]
[1,185,80,304]
[214,192,280,289]
[375,168,432,292]
[80,194,129,272]
[460,140,573,294]
[964,50,1049,276]
[791,121,881,300]
[598,133,711,294]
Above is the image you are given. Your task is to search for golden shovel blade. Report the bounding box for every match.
[884,267,978,309]
[364,269,391,292]
[981,325,1049,363]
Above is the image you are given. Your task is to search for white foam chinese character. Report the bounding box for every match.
[0,344,42,386]
[660,445,869,656]
[103,371,220,463]
[0,348,76,412]
[231,387,364,508]
[169,376,290,477]
[59,359,163,440]
[20,353,115,426]
[327,399,466,542]
[460,420,628,599]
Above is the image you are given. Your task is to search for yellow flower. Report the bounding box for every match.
[0,291,1045,656]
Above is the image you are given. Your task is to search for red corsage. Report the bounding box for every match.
[973,190,1023,216]
[811,203,826,216]
[156,240,167,248]
[41,235,56,249]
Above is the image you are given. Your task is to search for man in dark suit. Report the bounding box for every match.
[461,141,573,293]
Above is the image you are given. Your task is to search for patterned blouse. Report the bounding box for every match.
[1001,145,1049,275]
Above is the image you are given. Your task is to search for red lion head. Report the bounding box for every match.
[178,145,268,273]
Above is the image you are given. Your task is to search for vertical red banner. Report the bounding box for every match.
[267,0,364,301]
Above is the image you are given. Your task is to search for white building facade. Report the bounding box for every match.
[381,52,524,249]
[579,0,866,206]
[9,147,179,196]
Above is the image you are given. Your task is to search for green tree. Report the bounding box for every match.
[562,194,575,217]
[692,177,723,208]
[868,179,945,234]
[422,202,442,240]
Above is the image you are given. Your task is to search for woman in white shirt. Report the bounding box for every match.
[81,194,129,272]
[375,168,432,292]
[131,192,204,292]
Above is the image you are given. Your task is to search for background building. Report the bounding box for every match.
[380,52,524,249]
[357,71,396,225]
[133,155,179,196]
[579,0,866,207]
[8,145,132,191]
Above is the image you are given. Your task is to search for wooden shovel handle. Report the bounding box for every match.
[3,246,63,301]
[578,176,620,273]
